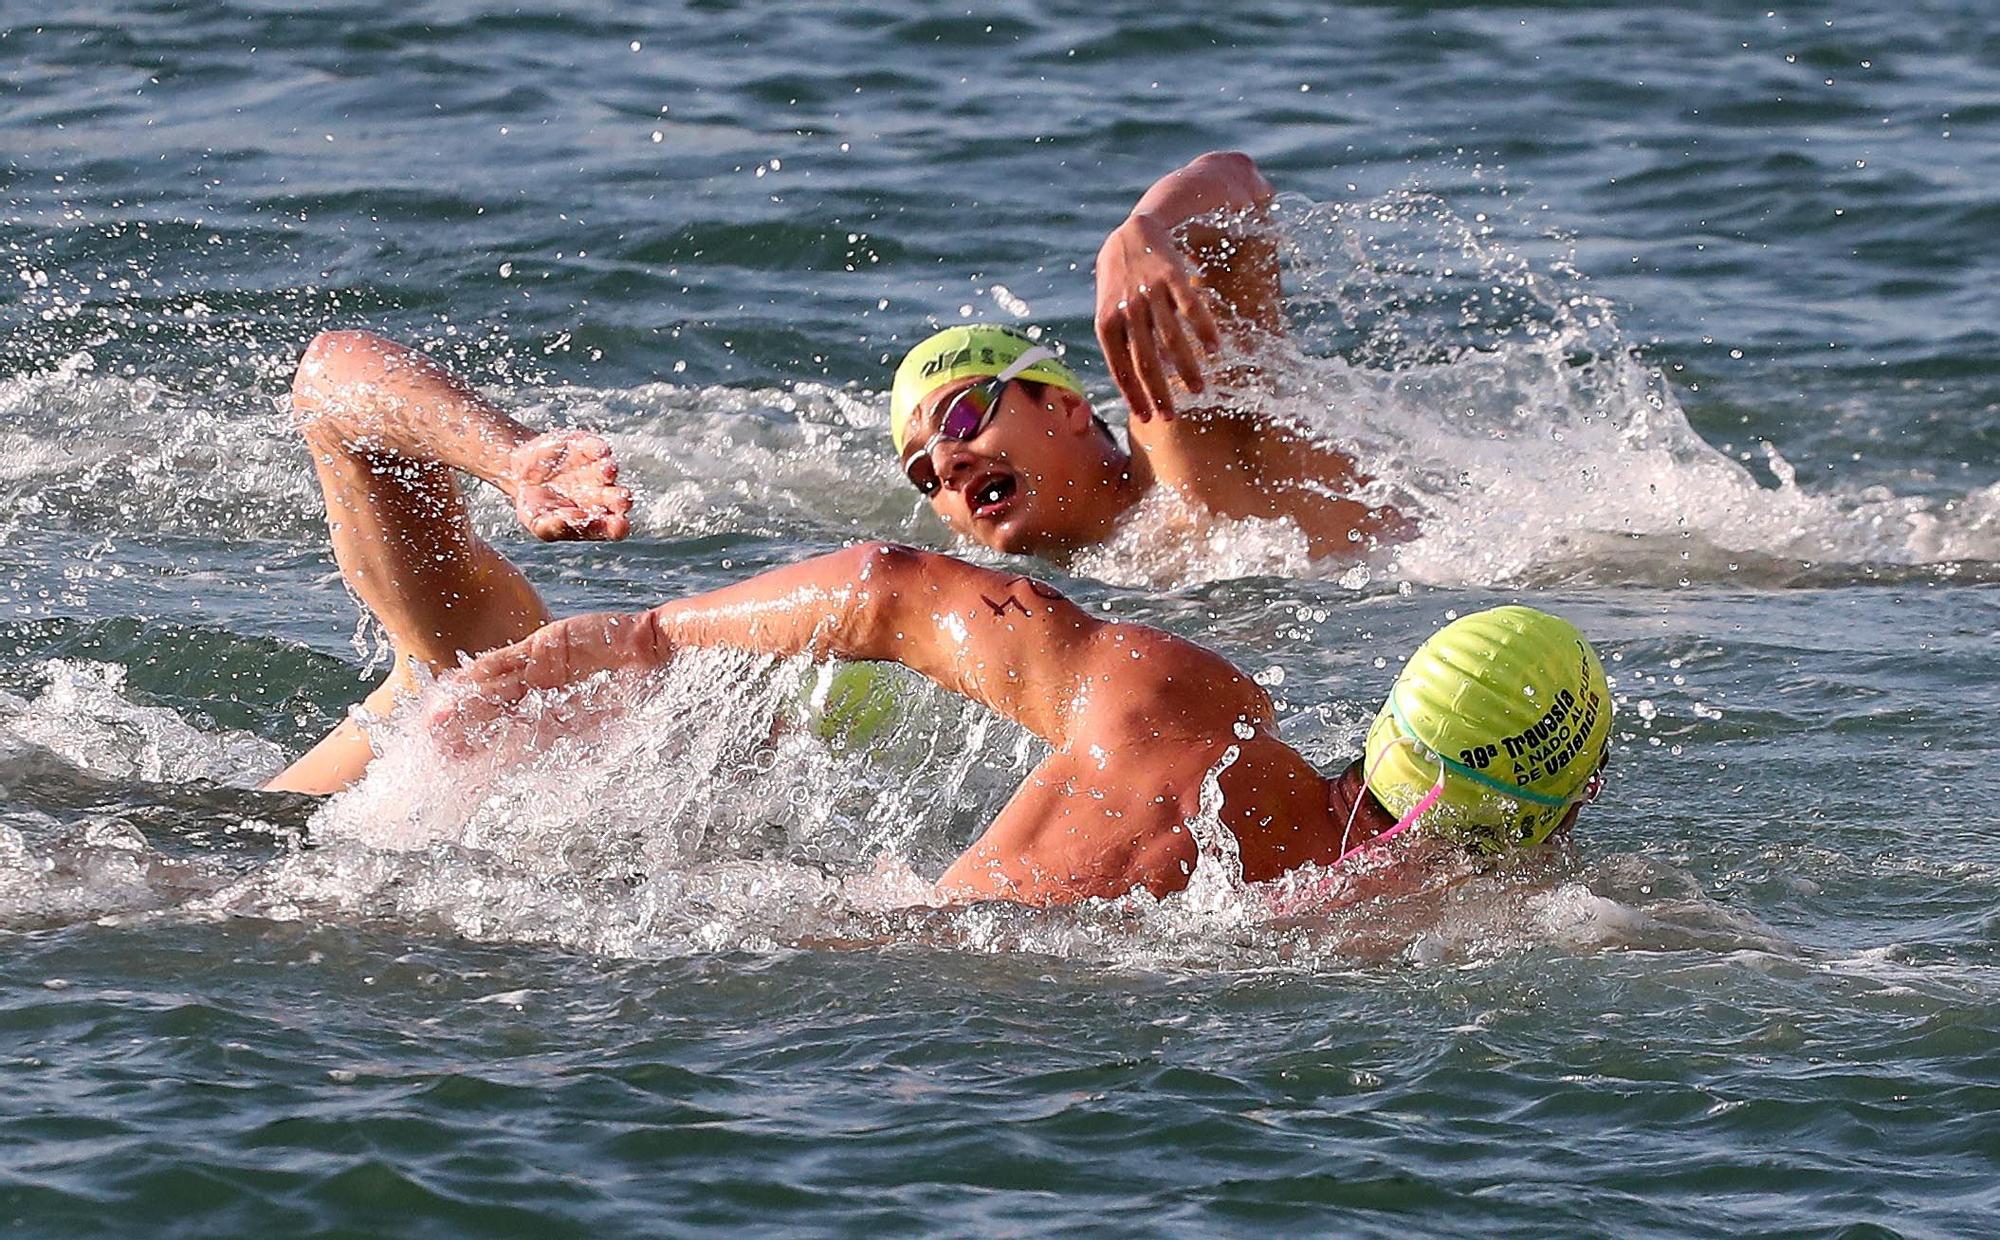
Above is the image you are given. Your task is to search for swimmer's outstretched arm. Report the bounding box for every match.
[437,544,1279,905]
[438,542,1267,750]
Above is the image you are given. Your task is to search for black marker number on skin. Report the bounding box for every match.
[982,576,1066,618]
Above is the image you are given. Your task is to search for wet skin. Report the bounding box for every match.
[438,543,1376,906]
[898,151,1408,563]
[280,330,1384,905]
[900,380,1139,559]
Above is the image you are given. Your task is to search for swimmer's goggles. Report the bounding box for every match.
[900,345,1054,497]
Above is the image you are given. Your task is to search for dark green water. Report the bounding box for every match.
[2,2,1996,1234]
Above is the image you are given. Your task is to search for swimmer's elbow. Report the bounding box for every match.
[298,329,397,382]
[293,330,410,420]
[1188,150,1273,202]
[1192,148,1255,173]
[304,328,391,358]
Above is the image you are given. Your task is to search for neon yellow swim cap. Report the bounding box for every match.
[802,661,902,750]
[1364,605,1612,852]
[889,324,1083,454]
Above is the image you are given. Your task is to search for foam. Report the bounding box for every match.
[187,663,1781,967]
[0,647,1808,968]
[0,659,286,786]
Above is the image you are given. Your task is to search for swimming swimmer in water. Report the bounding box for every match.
[274,330,1607,905]
[887,151,1409,564]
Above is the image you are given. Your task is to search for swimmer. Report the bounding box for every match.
[275,331,1609,905]
[889,151,1409,563]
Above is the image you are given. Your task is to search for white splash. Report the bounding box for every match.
[0,659,286,785]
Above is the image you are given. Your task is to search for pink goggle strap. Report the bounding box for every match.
[1338,735,1447,864]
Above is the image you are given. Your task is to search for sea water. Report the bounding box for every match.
[1,2,1995,1233]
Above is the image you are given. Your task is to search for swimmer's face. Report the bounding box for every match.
[901,379,1122,556]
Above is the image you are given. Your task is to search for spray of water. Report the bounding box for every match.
[0,647,1805,966]
[7,189,1973,964]
[1079,192,1997,587]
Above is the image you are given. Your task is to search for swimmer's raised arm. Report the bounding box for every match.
[1096,150,1279,421]
[294,329,630,542]
[1093,156,1403,551]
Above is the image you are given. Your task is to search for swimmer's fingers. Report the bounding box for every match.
[1147,281,1206,400]
[554,437,635,508]
[1122,296,1177,422]
[429,613,666,760]
[1096,300,1151,423]
[455,611,664,705]
[522,502,580,542]
[424,688,504,760]
[1097,219,1176,422]
[522,499,632,542]
[425,620,591,749]
[516,482,634,542]
[1171,266,1224,356]
[1097,211,1228,421]
[510,431,636,542]
[424,649,536,755]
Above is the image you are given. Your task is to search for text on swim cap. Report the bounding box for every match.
[1458,742,1499,770]
[1502,684,1604,788]
[920,345,998,380]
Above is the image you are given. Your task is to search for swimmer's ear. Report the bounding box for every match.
[1050,387,1096,435]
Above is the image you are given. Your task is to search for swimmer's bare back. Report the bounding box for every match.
[435,544,1364,906]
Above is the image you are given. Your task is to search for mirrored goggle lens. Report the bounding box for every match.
[938,382,998,440]
[902,378,1004,496]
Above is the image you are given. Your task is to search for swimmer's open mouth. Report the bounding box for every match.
[969,471,1016,520]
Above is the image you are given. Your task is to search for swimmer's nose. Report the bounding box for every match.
[934,440,984,492]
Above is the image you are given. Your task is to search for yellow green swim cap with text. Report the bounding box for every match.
[1363,605,1611,852]
[889,324,1083,454]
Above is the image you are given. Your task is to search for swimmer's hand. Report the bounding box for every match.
[503,430,634,542]
[1095,211,1223,423]
[425,610,669,752]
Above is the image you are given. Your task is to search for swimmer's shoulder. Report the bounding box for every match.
[1068,622,1272,746]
